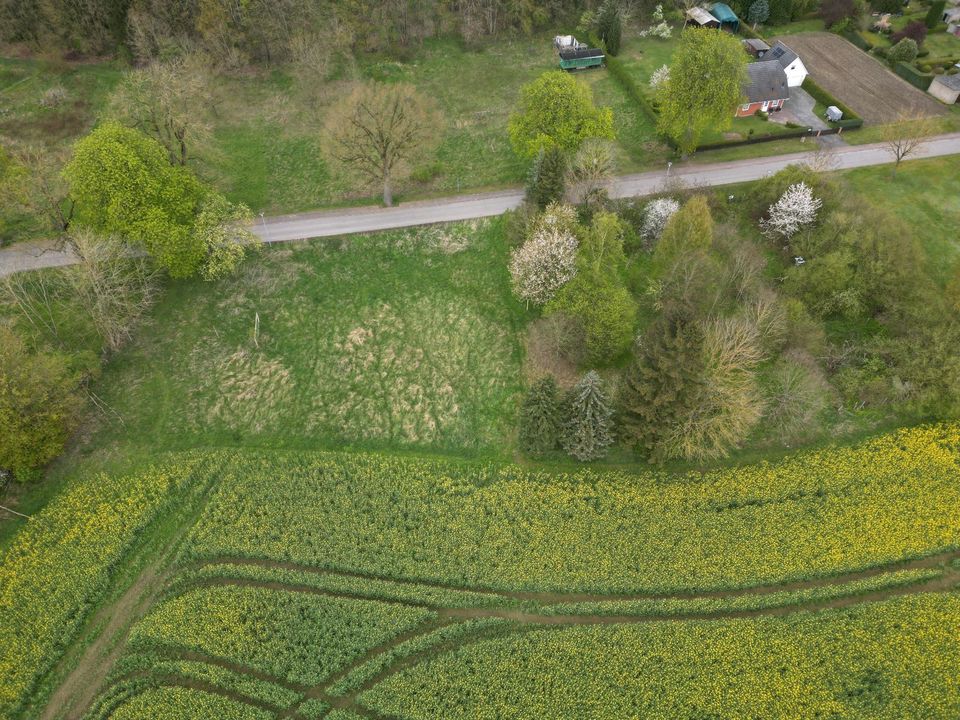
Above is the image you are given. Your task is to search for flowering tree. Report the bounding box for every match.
[639,4,672,38]
[760,182,822,240]
[509,224,578,305]
[641,197,680,242]
[649,65,670,89]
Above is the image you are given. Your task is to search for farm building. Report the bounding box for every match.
[710,3,740,30]
[929,73,960,104]
[738,60,789,116]
[685,7,720,28]
[743,38,771,56]
[765,41,808,87]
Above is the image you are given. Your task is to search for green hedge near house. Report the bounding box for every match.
[894,61,935,89]
[800,77,862,125]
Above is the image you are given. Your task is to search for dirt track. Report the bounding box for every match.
[777,32,946,123]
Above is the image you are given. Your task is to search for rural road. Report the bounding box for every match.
[4,133,960,276]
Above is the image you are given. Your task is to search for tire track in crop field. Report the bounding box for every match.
[193,545,960,604]
[39,468,221,720]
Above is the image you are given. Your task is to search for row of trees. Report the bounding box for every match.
[0,0,587,60]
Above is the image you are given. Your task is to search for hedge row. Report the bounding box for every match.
[895,61,935,90]
[587,31,660,129]
[800,76,861,122]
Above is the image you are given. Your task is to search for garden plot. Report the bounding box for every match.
[777,32,947,122]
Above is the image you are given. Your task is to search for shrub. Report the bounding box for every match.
[0,327,87,481]
[560,371,614,461]
[895,42,922,66]
[546,270,637,364]
[821,0,857,28]
[519,376,563,455]
[891,21,927,47]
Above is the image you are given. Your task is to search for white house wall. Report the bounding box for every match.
[784,59,808,87]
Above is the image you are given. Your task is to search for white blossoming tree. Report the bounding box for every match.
[509,224,578,306]
[760,182,822,240]
[641,197,680,242]
[649,64,670,89]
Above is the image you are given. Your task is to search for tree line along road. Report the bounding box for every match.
[3,133,960,277]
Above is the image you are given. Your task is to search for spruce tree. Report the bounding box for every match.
[561,371,614,461]
[519,376,562,455]
[526,146,567,209]
[620,316,704,460]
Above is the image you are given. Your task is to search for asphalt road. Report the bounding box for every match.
[4,133,960,276]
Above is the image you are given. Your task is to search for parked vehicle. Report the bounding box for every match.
[559,46,605,71]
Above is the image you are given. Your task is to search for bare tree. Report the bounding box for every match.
[881,114,937,175]
[62,230,161,354]
[107,54,213,166]
[324,82,441,206]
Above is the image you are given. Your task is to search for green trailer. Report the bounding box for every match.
[559,47,605,71]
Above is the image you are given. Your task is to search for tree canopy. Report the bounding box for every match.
[64,122,257,279]
[509,71,615,160]
[656,28,747,154]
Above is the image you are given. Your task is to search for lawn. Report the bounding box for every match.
[85,219,526,456]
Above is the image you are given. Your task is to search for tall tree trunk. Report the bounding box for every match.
[383,172,393,206]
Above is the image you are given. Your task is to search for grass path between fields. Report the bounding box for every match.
[79,543,960,720]
[38,480,219,720]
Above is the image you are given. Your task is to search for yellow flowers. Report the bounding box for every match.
[0,458,201,717]
[363,593,960,720]
[186,423,960,594]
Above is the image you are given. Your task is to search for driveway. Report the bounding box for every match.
[770,86,829,130]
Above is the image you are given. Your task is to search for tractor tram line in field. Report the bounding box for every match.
[81,544,960,720]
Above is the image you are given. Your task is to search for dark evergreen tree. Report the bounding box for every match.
[525,146,567,209]
[561,371,614,461]
[519,376,562,455]
[597,0,622,56]
[619,316,704,460]
[926,0,946,28]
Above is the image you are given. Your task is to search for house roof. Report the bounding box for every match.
[710,3,739,23]
[933,73,960,91]
[744,60,789,103]
[766,40,800,68]
[744,38,771,51]
[686,7,719,25]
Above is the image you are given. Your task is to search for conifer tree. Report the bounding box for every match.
[620,317,704,459]
[597,0,622,56]
[561,371,614,461]
[526,146,567,209]
[519,376,562,455]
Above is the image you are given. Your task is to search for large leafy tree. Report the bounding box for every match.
[64,122,207,277]
[509,71,615,160]
[63,122,256,279]
[657,28,747,154]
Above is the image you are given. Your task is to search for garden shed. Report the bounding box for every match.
[743,38,771,56]
[710,3,740,31]
[929,73,960,104]
[685,7,720,28]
